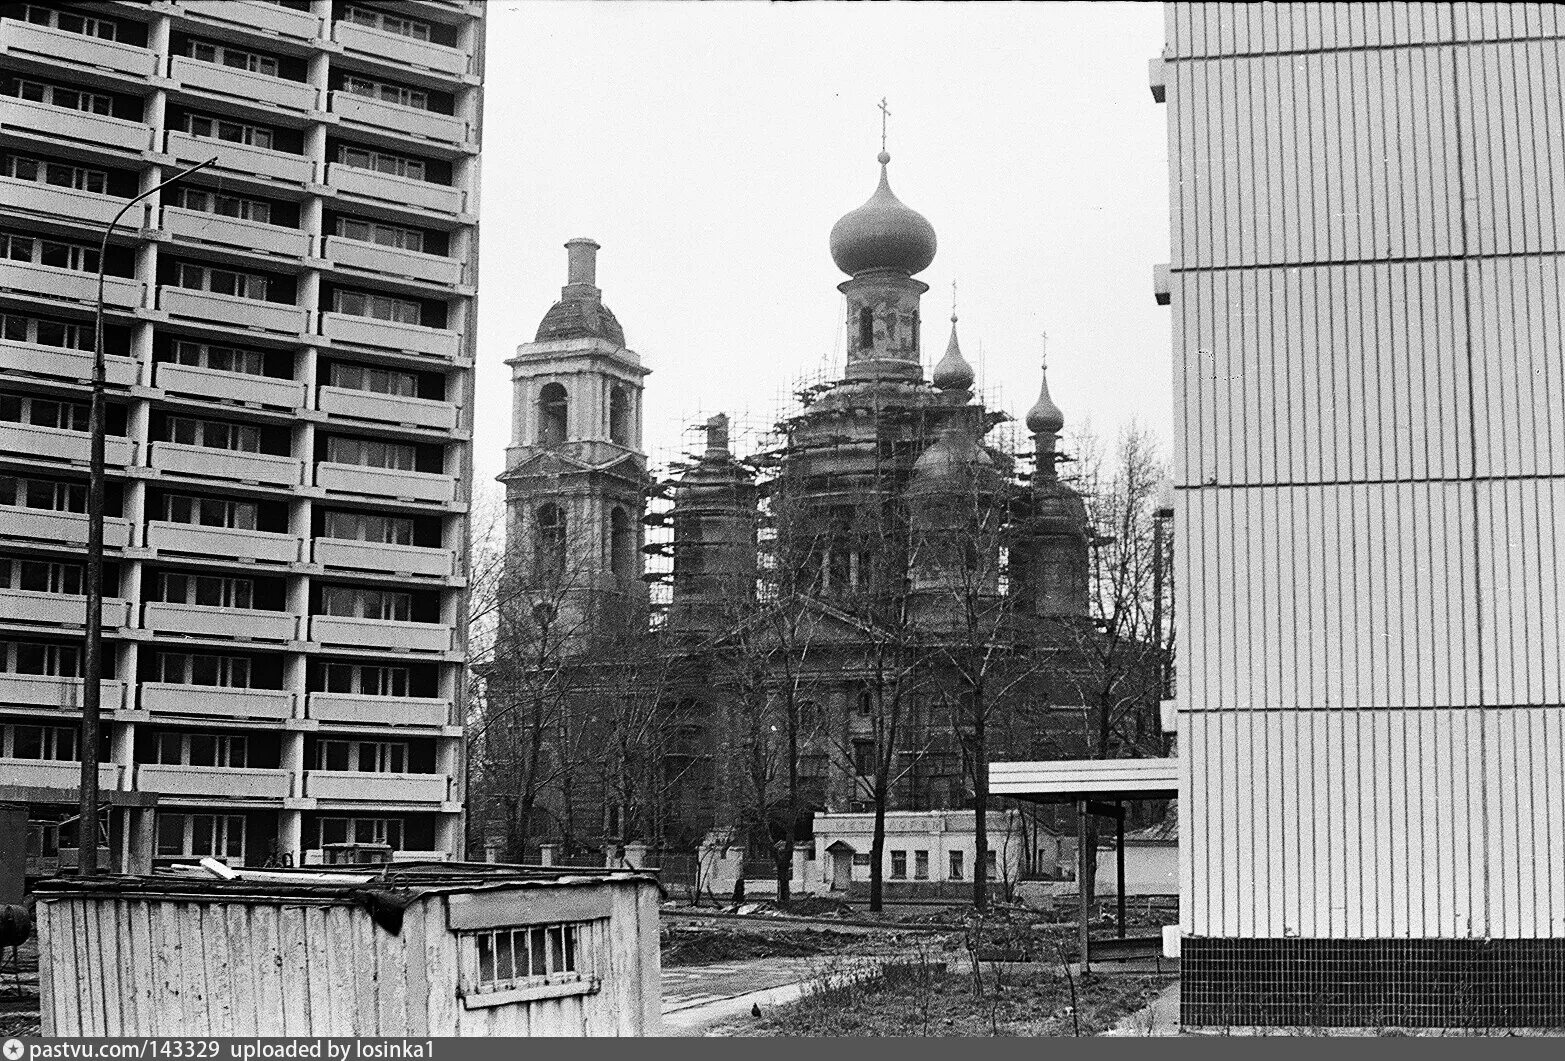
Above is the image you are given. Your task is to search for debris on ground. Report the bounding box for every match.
[661,925,898,968]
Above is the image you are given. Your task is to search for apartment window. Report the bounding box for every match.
[160,494,258,531]
[169,340,266,377]
[3,78,113,115]
[158,813,244,860]
[171,187,272,225]
[338,145,425,182]
[0,394,89,432]
[0,476,86,513]
[332,289,421,326]
[323,436,417,471]
[151,731,248,768]
[316,662,409,697]
[0,559,84,595]
[343,5,431,41]
[166,416,260,452]
[181,112,274,150]
[319,816,402,848]
[342,74,427,111]
[6,724,77,761]
[335,217,424,253]
[156,652,252,688]
[949,851,964,881]
[156,572,254,609]
[322,510,413,545]
[328,362,417,397]
[0,232,100,273]
[321,585,411,621]
[174,262,271,301]
[914,850,929,881]
[6,642,80,676]
[1,152,108,193]
[890,850,907,880]
[184,39,280,78]
[466,923,585,1001]
[1,313,95,351]
[316,739,407,773]
[20,4,120,41]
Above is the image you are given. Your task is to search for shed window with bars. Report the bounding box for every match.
[462,921,596,1006]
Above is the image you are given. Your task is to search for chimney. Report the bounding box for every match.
[564,237,600,288]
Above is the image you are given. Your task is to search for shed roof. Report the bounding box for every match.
[989,758,1179,804]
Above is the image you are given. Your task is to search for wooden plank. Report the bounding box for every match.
[35,902,57,1037]
[425,899,459,1035]
[278,906,312,1035]
[446,884,617,930]
[400,899,431,1036]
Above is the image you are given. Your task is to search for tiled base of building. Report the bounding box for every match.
[1182,937,1565,1028]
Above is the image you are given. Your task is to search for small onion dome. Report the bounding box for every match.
[908,423,1000,496]
[932,315,974,392]
[1026,360,1065,435]
[829,152,938,277]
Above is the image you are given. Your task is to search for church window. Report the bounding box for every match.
[608,385,630,446]
[858,307,873,350]
[535,503,567,578]
[538,383,568,447]
[609,506,633,578]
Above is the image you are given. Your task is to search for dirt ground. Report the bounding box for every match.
[0,938,40,1037]
[662,924,916,968]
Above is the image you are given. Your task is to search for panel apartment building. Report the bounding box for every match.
[0,0,483,873]
[1157,2,1565,1027]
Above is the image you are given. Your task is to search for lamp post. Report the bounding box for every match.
[79,156,217,876]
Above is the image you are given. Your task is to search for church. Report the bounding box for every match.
[486,146,1155,896]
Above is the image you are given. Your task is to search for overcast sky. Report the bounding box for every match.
[473,0,1170,493]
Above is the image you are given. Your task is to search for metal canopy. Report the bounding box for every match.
[989,757,1178,804]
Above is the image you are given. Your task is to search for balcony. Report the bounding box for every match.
[322,236,464,287]
[154,362,304,409]
[148,441,302,487]
[319,312,459,360]
[313,538,454,577]
[1,758,120,792]
[0,673,124,712]
[0,259,140,309]
[165,131,314,187]
[304,770,447,803]
[330,20,469,77]
[177,0,322,41]
[308,615,451,653]
[0,17,157,79]
[315,462,454,503]
[0,175,141,229]
[157,287,306,336]
[139,682,294,721]
[142,602,298,641]
[0,340,138,388]
[317,386,456,431]
[0,97,150,153]
[169,56,318,113]
[0,507,129,549]
[324,163,464,216]
[146,520,301,564]
[0,589,128,628]
[329,91,469,148]
[136,764,289,800]
[306,692,449,728]
[159,206,311,260]
[0,423,133,465]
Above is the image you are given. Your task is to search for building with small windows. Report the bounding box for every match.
[0,0,484,875]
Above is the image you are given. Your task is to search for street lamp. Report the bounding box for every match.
[79,156,217,876]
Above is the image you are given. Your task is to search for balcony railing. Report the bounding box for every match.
[154,362,304,409]
[316,386,457,431]
[0,673,124,712]
[157,287,306,336]
[330,20,469,77]
[0,758,120,791]
[0,507,130,549]
[313,538,454,577]
[1,259,140,309]
[322,235,464,286]
[319,312,460,360]
[329,91,469,148]
[177,0,322,41]
[168,55,318,113]
[148,441,302,487]
[1,96,151,152]
[165,130,314,186]
[314,462,454,503]
[139,682,294,721]
[0,17,158,79]
[142,602,298,642]
[0,589,127,628]
[304,770,448,803]
[136,764,290,799]
[306,692,450,728]
[324,163,465,216]
[308,615,452,652]
[0,423,134,465]
[159,206,311,260]
[0,175,140,229]
[0,340,138,387]
[146,520,302,564]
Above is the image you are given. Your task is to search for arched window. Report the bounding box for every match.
[537,382,568,447]
[858,307,873,350]
[535,503,566,578]
[608,385,630,446]
[609,506,633,577]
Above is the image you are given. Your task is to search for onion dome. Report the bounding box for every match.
[1025,356,1065,435]
[829,152,938,277]
[909,422,999,495]
[931,315,974,392]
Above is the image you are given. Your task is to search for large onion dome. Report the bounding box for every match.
[829,152,938,277]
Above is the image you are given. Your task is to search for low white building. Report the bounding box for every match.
[812,810,1050,896]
